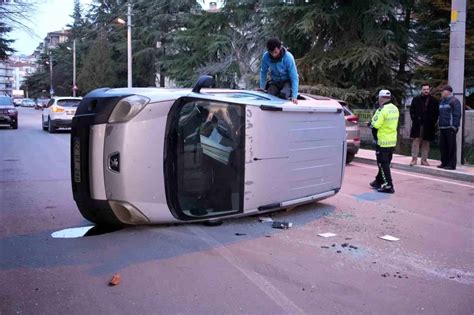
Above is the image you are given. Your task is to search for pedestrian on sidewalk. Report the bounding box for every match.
[437,85,461,170]
[409,83,439,166]
[368,90,399,193]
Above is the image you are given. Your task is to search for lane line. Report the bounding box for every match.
[352,162,474,188]
[188,226,306,315]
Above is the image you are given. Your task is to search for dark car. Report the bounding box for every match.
[35,98,49,110]
[0,96,18,129]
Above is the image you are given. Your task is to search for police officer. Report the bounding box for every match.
[369,90,399,193]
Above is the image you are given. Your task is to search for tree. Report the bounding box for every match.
[0,22,15,60]
[77,32,117,93]
[164,0,267,88]
[266,0,410,104]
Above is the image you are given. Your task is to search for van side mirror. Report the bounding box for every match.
[192,75,215,93]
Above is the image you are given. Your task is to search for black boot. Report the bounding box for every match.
[377,183,395,194]
[369,180,381,189]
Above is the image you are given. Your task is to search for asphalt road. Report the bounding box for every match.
[1,107,473,314]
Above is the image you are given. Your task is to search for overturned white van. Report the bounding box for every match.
[71,77,346,225]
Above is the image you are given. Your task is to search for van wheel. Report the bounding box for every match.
[346,153,355,164]
[12,121,18,129]
[42,118,47,130]
[48,118,56,133]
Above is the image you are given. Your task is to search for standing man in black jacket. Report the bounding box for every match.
[409,83,439,166]
[437,85,462,170]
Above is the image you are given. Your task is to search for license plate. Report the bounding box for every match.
[73,137,81,183]
[67,111,75,115]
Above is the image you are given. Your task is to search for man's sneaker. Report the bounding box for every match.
[369,180,381,189]
[443,166,456,170]
[409,157,417,166]
[377,184,395,194]
[437,164,446,169]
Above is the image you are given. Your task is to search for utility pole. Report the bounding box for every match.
[73,39,77,97]
[448,0,466,164]
[127,1,132,88]
[49,51,54,97]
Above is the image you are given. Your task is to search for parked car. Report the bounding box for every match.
[35,98,49,110]
[338,100,360,164]
[299,95,360,164]
[71,77,347,225]
[21,98,36,108]
[13,98,23,107]
[42,97,82,133]
[0,96,18,129]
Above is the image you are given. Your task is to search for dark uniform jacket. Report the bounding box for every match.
[409,95,439,141]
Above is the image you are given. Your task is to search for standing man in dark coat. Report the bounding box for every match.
[409,83,439,166]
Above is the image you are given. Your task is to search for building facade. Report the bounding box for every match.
[0,61,14,96]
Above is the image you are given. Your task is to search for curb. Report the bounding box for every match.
[354,156,474,183]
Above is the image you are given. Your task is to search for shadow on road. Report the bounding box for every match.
[0,202,335,276]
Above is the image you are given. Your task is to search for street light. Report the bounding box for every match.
[45,51,54,97]
[67,39,77,97]
[116,2,132,88]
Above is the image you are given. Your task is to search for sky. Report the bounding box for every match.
[9,0,93,56]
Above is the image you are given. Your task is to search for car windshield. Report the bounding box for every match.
[0,97,13,106]
[57,99,81,107]
[24,99,34,103]
[166,99,245,219]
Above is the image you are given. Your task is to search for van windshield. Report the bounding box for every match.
[166,99,245,219]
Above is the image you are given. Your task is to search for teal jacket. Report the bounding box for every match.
[259,49,299,99]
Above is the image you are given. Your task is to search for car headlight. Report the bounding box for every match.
[108,95,150,123]
[7,109,16,114]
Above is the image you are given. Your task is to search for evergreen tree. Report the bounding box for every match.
[77,32,117,93]
[0,22,15,60]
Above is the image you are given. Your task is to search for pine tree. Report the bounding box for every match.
[0,22,15,60]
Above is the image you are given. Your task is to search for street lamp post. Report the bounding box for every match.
[117,2,132,88]
[67,39,77,96]
[127,2,132,88]
[73,39,77,96]
[48,51,54,97]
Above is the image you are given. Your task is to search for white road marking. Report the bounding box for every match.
[353,162,474,189]
[188,226,306,315]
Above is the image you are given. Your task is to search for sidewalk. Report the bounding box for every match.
[354,149,474,183]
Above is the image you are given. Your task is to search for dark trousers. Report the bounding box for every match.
[439,128,457,168]
[267,80,291,99]
[375,146,394,187]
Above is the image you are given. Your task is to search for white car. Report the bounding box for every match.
[42,97,82,133]
[71,77,346,225]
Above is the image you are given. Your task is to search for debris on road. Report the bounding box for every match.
[341,243,349,248]
[336,250,342,253]
[259,217,273,223]
[379,235,400,242]
[349,245,358,249]
[318,232,337,238]
[109,274,121,286]
[272,221,293,229]
[235,233,247,236]
[321,245,330,249]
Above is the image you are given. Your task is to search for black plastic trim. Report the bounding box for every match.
[258,202,281,211]
[260,105,282,111]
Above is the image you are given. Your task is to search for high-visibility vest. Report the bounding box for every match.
[371,103,399,147]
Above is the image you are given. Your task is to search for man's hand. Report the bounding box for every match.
[291,98,298,104]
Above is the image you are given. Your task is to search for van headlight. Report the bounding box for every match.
[108,95,150,123]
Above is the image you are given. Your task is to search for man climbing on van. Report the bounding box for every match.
[259,38,299,104]
[369,90,399,194]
